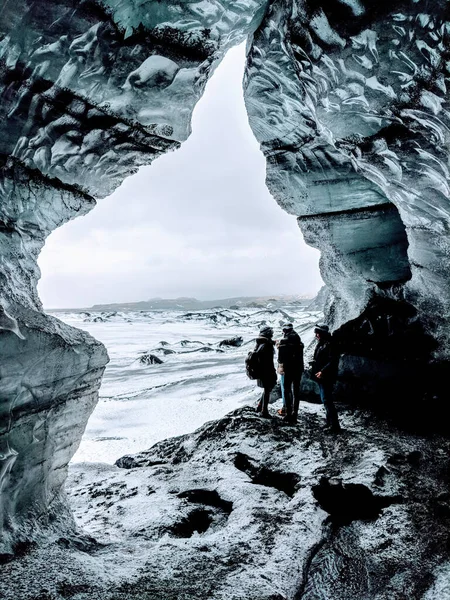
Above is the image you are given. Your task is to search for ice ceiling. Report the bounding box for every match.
[0,0,449,554]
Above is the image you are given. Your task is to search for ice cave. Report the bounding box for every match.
[1,1,450,598]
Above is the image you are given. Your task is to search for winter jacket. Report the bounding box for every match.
[278,331,304,375]
[254,336,276,389]
[311,334,338,382]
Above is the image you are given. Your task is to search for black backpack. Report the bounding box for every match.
[245,349,261,380]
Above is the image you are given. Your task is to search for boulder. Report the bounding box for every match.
[138,354,163,365]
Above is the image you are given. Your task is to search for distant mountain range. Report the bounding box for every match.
[84,294,315,311]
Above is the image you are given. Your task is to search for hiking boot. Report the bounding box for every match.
[277,407,286,416]
[283,414,295,425]
[260,411,271,419]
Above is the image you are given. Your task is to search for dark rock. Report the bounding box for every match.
[436,492,450,502]
[312,477,401,525]
[218,336,243,348]
[234,452,300,497]
[197,346,223,353]
[116,456,166,469]
[0,541,36,565]
[154,347,176,355]
[138,354,163,365]
[86,316,105,322]
[169,509,213,538]
[407,451,422,464]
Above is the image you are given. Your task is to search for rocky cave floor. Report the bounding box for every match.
[1,402,450,600]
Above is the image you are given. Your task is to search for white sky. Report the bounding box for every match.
[38,44,322,309]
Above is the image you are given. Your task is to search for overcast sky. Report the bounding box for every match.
[37,44,322,309]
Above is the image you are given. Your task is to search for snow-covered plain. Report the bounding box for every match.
[52,306,321,463]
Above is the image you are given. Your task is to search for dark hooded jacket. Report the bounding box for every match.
[254,336,276,388]
[311,333,338,382]
[278,330,304,375]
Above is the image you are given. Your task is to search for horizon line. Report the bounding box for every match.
[44,291,319,311]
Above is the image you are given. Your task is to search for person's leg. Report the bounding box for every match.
[257,390,263,412]
[320,381,340,430]
[282,373,293,417]
[292,372,302,421]
[318,382,330,426]
[261,385,272,417]
[278,374,286,415]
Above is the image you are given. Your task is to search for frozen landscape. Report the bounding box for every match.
[56,305,321,463]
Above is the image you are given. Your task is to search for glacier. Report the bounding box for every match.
[0,0,450,596]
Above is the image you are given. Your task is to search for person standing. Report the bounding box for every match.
[277,322,304,423]
[254,326,277,418]
[311,324,341,432]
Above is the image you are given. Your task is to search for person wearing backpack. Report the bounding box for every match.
[277,322,304,423]
[311,324,341,432]
[253,325,277,418]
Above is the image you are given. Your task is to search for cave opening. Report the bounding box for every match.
[35,43,323,465]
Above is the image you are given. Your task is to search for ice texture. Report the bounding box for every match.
[0,0,268,198]
[0,313,107,554]
[0,161,108,554]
